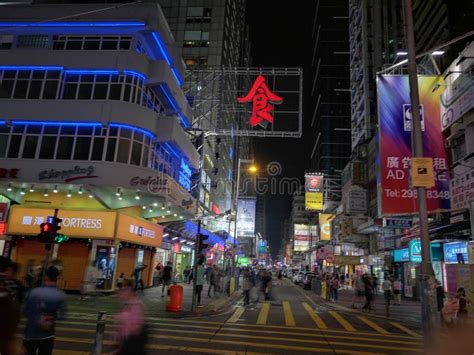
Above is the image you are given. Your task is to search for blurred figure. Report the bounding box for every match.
[435,280,445,312]
[161,261,172,297]
[183,266,191,284]
[362,274,375,311]
[456,287,470,323]
[25,259,36,290]
[117,273,125,289]
[393,278,402,305]
[23,266,66,355]
[0,257,22,355]
[242,268,254,306]
[207,265,217,297]
[81,261,99,300]
[261,269,272,301]
[133,264,147,292]
[351,274,365,308]
[112,280,147,355]
[195,260,205,307]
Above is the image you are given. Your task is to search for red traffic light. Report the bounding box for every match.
[40,223,51,233]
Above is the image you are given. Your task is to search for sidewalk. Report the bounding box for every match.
[66,282,240,318]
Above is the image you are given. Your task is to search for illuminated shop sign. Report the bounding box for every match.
[238,75,283,129]
[443,241,468,264]
[178,159,192,191]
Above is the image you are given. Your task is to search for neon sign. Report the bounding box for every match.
[237,75,283,128]
[178,159,192,191]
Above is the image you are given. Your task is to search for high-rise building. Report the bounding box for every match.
[308,0,351,175]
[157,0,251,220]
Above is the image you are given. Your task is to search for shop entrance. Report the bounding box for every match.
[95,246,117,289]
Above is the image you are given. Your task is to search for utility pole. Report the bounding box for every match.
[41,208,59,286]
[191,219,201,311]
[404,0,436,339]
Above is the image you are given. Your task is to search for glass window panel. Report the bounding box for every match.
[119,40,130,50]
[93,84,107,99]
[105,138,116,161]
[66,41,82,50]
[131,141,142,166]
[60,126,75,135]
[119,128,131,138]
[95,74,110,82]
[0,80,14,98]
[42,81,58,99]
[82,74,94,82]
[0,135,8,158]
[12,125,24,133]
[109,127,118,136]
[117,139,130,163]
[43,126,58,134]
[65,74,79,82]
[26,125,41,134]
[78,84,93,99]
[28,81,42,99]
[18,71,31,79]
[7,135,21,158]
[22,136,38,159]
[83,41,100,50]
[91,137,104,160]
[123,85,131,102]
[77,127,93,135]
[142,145,149,167]
[74,137,91,160]
[32,71,45,79]
[63,83,77,99]
[3,71,15,79]
[109,84,121,100]
[184,31,202,40]
[56,136,74,159]
[39,136,57,159]
[101,41,117,50]
[13,81,28,98]
[46,71,60,79]
[134,131,144,142]
[52,41,65,50]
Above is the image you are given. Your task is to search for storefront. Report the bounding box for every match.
[6,206,163,291]
[333,255,368,280]
[442,241,473,297]
[172,242,193,281]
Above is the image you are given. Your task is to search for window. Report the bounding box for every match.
[52,35,132,51]
[16,35,49,48]
[91,137,104,160]
[56,137,74,160]
[106,138,116,161]
[183,31,210,47]
[131,142,142,166]
[39,136,57,159]
[74,137,91,160]
[22,136,38,159]
[7,135,21,158]
[0,35,13,49]
[117,139,130,163]
[186,7,212,23]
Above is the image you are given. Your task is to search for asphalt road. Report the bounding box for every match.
[16,278,424,354]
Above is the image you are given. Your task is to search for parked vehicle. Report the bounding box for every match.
[293,271,305,284]
[300,272,317,289]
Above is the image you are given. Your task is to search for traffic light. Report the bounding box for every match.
[197,233,210,254]
[38,222,52,243]
[53,234,69,244]
[50,216,62,236]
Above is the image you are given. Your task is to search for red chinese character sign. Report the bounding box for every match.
[237,75,283,129]
[377,75,450,215]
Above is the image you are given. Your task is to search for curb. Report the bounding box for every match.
[175,291,242,318]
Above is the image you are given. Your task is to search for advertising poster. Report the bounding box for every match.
[377,75,450,215]
[305,191,323,210]
[319,214,334,241]
[236,198,256,237]
[305,174,324,211]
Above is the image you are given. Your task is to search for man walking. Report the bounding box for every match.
[23,266,67,355]
[195,260,205,307]
[161,262,172,297]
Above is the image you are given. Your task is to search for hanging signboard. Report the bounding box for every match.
[377,75,450,214]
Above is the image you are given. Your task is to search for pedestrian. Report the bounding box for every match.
[261,269,272,301]
[351,274,365,308]
[112,280,147,355]
[161,261,172,297]
[372,274,379,296]
[80,260,99,300]
[25,259,36,290]
[242,268,253,306]
[207,265,217,297]
[154,263,163,286]
[340,274,345,289]
[363,274,375,311]
[23,266,67,355]
[132,264,147,292]
[456,287,470,323]
[195,260,205,307]
[382,276,393,312]
[393,278,402,305]
[117,272,125,289]
[183,266,190,284]
[435,280,445,312]
[0,257,22,355]
[332,275,340,303]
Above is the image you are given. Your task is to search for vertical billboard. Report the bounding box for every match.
[293,224,317,251]
[377,75,450,215]
[236,198,256,237]
[305,174,324,210]
[319,214,334,241]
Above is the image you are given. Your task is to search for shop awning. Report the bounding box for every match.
[164,220,235,246]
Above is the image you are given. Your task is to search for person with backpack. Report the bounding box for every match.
[0,257,22,355]
[23,265,67,355]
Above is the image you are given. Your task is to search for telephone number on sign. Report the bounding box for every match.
[384,189,450,199]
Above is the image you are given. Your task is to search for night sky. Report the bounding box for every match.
[246,1,313,258]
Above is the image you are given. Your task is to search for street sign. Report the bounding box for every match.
[411,157,434,188]
[325,254,335,263]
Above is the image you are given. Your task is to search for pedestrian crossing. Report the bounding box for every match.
[14,305,424,355]
[229,301,422,338]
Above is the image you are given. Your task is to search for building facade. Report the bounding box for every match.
[0,3,205,290]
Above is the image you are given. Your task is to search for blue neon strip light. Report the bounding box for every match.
[164,142,181,159]
[11,120,101,127]
[151,32,184,87]
[0,21,145,27]
[109,123,155,140]
[177,113,191,129]
[123,70,146,81]
[159,84,180,112]
[64,69,119,75]
[0,65,63,71]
